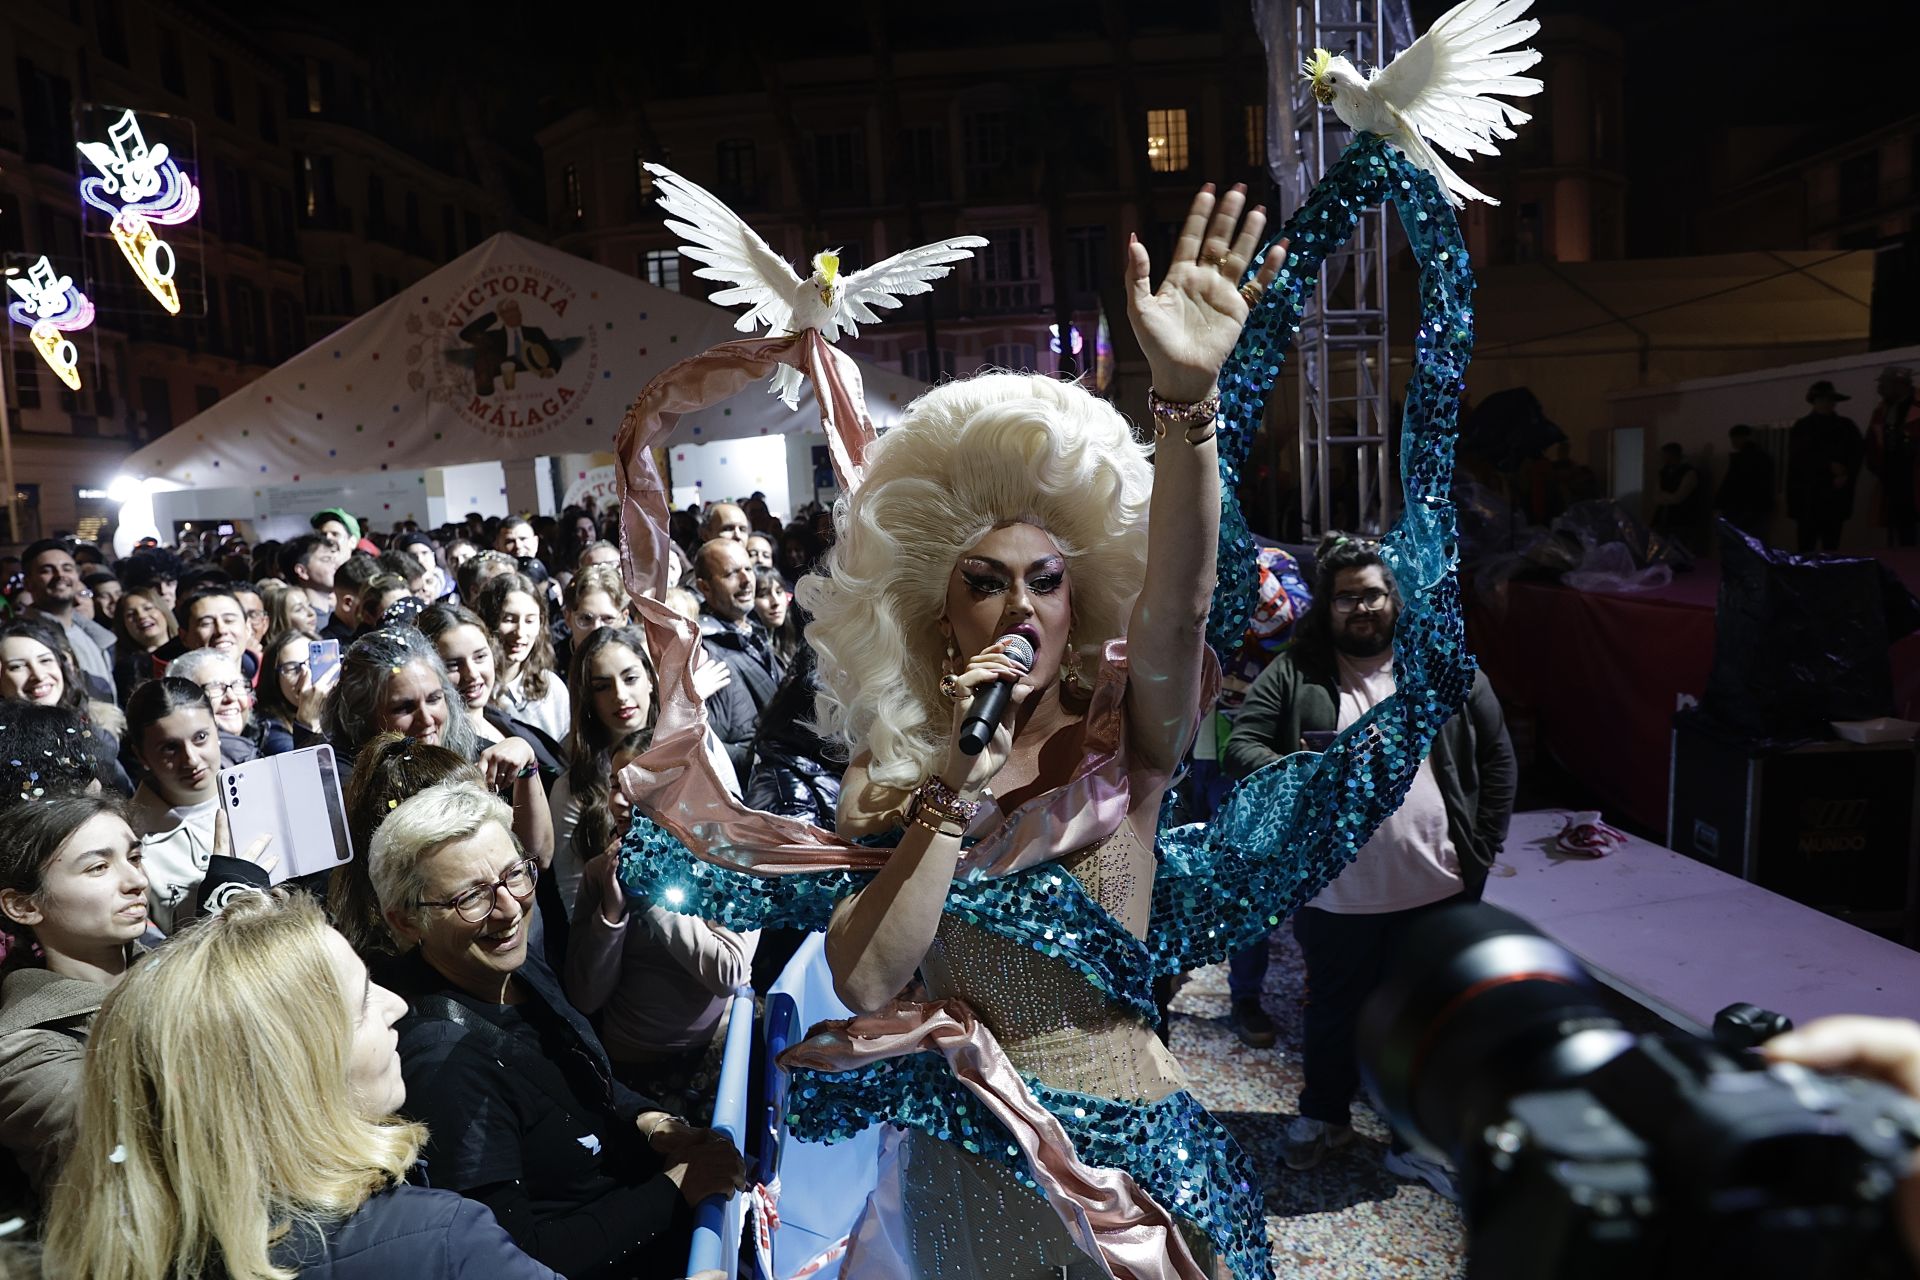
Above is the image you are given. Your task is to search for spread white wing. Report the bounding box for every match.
[1367,0,1543,206]
[644,163,803,334]
[831,236,990,339]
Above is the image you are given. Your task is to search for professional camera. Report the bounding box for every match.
[1357,903,1920,1278]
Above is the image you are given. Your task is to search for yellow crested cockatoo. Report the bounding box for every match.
[1304,0,1543,207]
[644,162,987,407]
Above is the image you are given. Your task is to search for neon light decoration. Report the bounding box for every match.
[5,257,95,391]
[77,109,200,315]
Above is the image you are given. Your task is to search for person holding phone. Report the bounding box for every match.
[371,781,741,1279]
[125,679,231,933]
[43,892,561,1280]
[254,629,333,753]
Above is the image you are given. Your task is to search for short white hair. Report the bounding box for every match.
[368,779,516,925]
[166,648,241,685]
[800,372,1152,789]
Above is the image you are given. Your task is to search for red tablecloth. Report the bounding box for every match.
[1467,550,1920,834]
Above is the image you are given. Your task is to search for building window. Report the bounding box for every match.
[12,351,40,411]
[813,131,865,197]
[963,113,1011,172]
[982,343,1039,372]
[211,56,235,121]
[18,60,75,171]
[299,153,336,221]
[902,346,956,383]
[465,210,482,247]
[897,124,948,191]
[94,0,128,65]
[1839,149,1880,212]
[366,174,387,238]
[338,264,355,314]
[304,57,327,114]
[194,384,221,413]
[1066,225,1107,296]
[716,139,757,197]
[258,83,278,143]
[644,249,681,292]
[159,28,186,96]
[1244,104,1266,169]
[1146,108,1190,173]
[634,149,657,200]
[973,227,1038,312]
[563,164,583,228]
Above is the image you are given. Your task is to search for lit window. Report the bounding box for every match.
[902,347,956,383]
[644,249,681,291]
[563,164,583,227]
[1146,108,1189,173]
[635,149,656,199]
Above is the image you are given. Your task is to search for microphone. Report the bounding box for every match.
[958,635,1034,756]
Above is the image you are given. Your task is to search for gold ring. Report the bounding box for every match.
[1239,280,1265,305]
[1202,252,1225,267]
[940,673,966,701]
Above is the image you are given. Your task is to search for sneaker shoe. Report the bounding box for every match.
[1383,1147,1461,1202]
[1282,1116,1355,1171]
[1555,810,1627,857]
[1228,998,1278,1049]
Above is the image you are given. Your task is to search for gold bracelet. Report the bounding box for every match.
[909,808,970,839]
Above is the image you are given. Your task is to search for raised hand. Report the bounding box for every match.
[1125,183,1289,403]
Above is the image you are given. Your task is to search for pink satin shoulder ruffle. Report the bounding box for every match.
[614,329,876,601]
[780,999,1209,1280]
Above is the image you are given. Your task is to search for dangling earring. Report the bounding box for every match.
[943,633,957,671]
[1062,632,1090,694]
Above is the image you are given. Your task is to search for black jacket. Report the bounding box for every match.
[389,949,687,1279]
[698,611,778,778]
[1224,650,1517,900]
[744,646,845,829]
[265,1186,559,1279]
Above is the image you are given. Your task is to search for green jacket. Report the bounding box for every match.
[1223,649,1516,900]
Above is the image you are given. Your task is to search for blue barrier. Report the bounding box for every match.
[684,987,757,1280]
[755,933,878,1280]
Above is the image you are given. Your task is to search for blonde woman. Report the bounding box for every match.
[42,892,558,1279]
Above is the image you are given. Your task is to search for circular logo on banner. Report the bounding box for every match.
[412,263,600,441]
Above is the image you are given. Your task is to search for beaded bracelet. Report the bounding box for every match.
[906,775,985,838]
[1147,386,1221,444]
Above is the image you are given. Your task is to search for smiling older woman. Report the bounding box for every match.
[370,780,743,1280]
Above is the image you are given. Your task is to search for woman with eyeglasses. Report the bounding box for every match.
[369,780,744,1280]
[254,629,332,753]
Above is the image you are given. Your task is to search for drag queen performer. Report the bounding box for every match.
[616,103,1498,1280]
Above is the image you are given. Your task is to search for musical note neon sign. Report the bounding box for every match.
[77,109,200,315]
[6,257,95,391]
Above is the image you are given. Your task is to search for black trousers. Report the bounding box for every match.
[1795,514,1844,553]
[1291,893,1464,1128]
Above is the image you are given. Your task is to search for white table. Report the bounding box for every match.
[1483,811,1920,1034]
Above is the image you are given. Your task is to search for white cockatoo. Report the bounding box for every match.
[1304,0,1543,207]
[644,163,988,407]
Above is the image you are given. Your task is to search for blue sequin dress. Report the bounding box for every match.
[621,135,1477,1280]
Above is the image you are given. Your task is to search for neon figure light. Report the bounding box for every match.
[77,109,200,315]
[6,257,95,391]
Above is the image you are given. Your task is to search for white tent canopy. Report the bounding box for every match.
[119,233,928,489]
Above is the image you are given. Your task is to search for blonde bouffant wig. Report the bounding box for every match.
[800,372,1153,790]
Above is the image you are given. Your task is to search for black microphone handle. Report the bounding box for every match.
[957,679,1015,756]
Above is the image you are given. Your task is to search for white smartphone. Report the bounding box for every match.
[217,745,353,886]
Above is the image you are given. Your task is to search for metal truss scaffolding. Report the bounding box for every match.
[1257,0,1413,537]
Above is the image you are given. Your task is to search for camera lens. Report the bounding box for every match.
[1358,903,1635,1162]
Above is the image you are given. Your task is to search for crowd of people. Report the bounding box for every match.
[0,495,839,1277]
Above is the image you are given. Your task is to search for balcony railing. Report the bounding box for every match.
[970,281,1043,314]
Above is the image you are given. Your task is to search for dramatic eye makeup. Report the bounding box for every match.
[958,555,1067,597]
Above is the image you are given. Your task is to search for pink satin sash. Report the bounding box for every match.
[781,999,1210,1280]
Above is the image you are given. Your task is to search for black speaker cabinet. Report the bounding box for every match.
[1669,717,1920,943]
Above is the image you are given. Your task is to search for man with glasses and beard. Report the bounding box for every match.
[1221,533,1515,1200]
